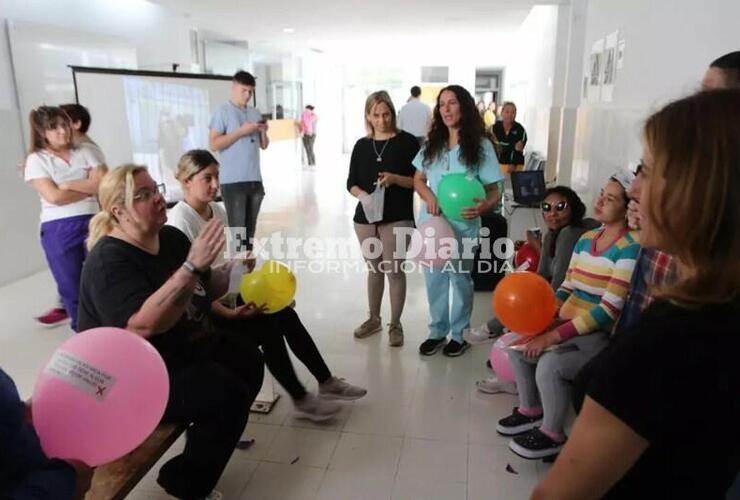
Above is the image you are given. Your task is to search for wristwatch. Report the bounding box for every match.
[181,260,203,276]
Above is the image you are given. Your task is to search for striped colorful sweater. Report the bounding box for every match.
[554,228,640,340]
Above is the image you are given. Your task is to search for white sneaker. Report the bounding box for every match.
[293,393,341,422]
[476,377,518,395]
[463,323,494,344]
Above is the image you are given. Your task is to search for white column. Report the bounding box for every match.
[554,0,589,186]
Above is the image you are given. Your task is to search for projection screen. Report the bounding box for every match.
[72,66,234,202]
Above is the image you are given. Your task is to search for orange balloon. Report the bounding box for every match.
[492,272,557,336]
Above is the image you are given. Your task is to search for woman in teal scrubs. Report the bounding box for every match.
[413,85,503,357]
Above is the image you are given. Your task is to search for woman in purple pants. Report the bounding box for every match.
[24,106,106,331]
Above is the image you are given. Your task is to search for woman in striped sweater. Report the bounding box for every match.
[496,174,640,460]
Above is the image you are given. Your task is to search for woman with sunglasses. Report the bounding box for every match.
[534,187,601,290]
[24,106,106,332]
[470,186,599,393]
[533,89,740,500]
[496,174,639,461]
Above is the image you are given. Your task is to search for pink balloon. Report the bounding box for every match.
[411,216,457,268]
[32,327,169,466]
[489,332,520,383]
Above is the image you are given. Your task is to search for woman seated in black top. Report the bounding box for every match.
[347,90,420,347]
[533,90,740,499]
[77,165,264,500]
[491,101,527,173]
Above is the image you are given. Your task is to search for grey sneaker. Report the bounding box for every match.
[388,323,404,347]
[353,316,382,339]
[476,377,518,395]
[319,376,367,401]
[293,393,341,421]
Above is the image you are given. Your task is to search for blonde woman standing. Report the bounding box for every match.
[347,91,420,346]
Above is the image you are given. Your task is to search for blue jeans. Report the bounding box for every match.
[422,248,477,344]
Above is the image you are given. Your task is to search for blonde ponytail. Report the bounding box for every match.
[87,212,114,250]
[87,164,148,250]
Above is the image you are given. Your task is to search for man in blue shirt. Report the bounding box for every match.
[209,71,270,251]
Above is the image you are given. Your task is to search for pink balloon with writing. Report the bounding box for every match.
[32,327,169,466]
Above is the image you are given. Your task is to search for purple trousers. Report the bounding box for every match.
[39,214,92,331]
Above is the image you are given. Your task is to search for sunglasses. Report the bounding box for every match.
[541,201,568,213]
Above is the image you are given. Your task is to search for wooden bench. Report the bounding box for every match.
[84,374,278,498]
[85,422,187,500]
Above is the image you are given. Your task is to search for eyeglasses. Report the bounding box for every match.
[133,183,166,202]
[541,200,568,213]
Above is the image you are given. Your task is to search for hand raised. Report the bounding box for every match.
[186,218,225,271]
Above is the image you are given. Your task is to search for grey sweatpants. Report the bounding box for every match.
[509,332,609,434]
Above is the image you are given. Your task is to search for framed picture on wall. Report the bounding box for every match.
[587,38,604,102]
[601,31,619,102]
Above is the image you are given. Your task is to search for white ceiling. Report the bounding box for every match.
[155,0,562,60]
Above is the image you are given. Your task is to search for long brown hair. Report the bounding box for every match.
[643,89,740,305]
[28,106,73,154]
[423,85,485,170]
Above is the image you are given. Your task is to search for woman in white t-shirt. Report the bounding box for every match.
[24,106,106,331]
[167,149,366,422]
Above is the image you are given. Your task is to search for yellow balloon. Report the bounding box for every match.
[259,260,297,313]
[239,261,297,314]
[239,272,272,310]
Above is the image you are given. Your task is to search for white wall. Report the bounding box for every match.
[502,6,560,166]
[569,0,740,202]
[0,0,193,285]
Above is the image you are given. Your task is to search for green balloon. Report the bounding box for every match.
[437,173,486,221]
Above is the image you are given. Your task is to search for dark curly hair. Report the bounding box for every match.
[542,185,588,259]
[542,185,586,226]
[422,85,486,171]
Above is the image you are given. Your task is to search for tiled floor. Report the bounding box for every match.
[0,143,548,499]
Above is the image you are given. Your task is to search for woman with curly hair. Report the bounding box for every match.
[413,85,503,357]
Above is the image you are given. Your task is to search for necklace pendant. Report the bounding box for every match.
[376,157,381,162]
